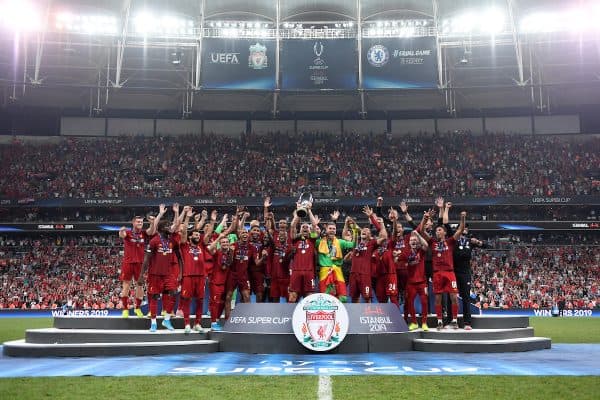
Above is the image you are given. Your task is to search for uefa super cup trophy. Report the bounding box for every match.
[296,192,314,218]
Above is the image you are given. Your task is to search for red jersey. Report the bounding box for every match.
[180,242,205,277]
[211,249,233,285]
[291,237,316,271]
[147,234,180,276]
[122,229,149,264]
[376,243,395,276]
[429,237,456,272]
[270,240,292,279]
[407,248,427,284]
[389,234,411,270]
[351,239,378,275]
[248,240,264,272]
[232,241,253,276]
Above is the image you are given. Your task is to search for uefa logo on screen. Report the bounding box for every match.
[367,45,389,67]
[292,293,349,352]
[248,42,268,70]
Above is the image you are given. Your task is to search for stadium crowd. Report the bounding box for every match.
[0,234,597,311]
[1,132,598,200]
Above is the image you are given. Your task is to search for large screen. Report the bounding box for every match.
[362,37,438,89]
[201,38,276,90]
[281,39,357,90]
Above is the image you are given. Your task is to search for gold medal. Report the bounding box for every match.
[301,250,306,254]
[194,257,199,261]
[437,253,442,257]
[279,258,283,263]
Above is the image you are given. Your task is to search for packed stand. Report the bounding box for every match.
[1,132,598,200]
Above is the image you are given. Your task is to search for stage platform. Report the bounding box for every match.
[2,307,551,357]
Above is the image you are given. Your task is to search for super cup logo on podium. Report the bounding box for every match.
[292,293,349,352]
[295,192,313,218]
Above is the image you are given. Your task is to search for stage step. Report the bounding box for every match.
[26,328,209,344]
[53,316,214,330]
[419,327,534,341]
[2,338,219,357]
[424,315,530,329]
[413,336,551,353]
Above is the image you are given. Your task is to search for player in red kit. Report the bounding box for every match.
[248,222,268,303]
[388,208,411,310]
[420,210,466,330]
[288,209,319,303]
[349,206,387,303]
[207,232,234,331]
[118,204,165,318]
[404,231,430,330]
[138,219,183,332]
[179,207,207,334]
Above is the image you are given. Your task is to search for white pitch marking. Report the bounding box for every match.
[318,375,332,400]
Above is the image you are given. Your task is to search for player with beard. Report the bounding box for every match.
[263,197,293,303]
[206,225,235,331]
[405,230,430,330]
[419,210,466,330]
[288,207,319,303]
[349,206,388,303]
[118,204,166,318]
[442,202,485,330]
[179,207,207,334]
[315,212,354,301]
[225,210,251,317]
[138,219,183,332]
[248,221,269,303]
[387,208,411,309]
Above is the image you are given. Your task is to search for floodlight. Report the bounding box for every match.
[0,0,42,32]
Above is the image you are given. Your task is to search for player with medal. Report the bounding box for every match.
[419,209,466,330]
[118,204,166,318]
[178,207,207,334]
[288,200,319,303]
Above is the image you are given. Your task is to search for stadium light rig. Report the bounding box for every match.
[362,20,433,38]
[205,20,275,38]
[55,12,118,35]
[441,8,506,36]
[520,5,600,34]
[132,12,195,37]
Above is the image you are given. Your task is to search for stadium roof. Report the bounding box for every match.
[0,0,599,118]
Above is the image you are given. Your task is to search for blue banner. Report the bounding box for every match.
[363,37,438,89]
[281,39,357,90]
[201,38,276,90]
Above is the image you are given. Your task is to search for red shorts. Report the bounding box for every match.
[270,278,290,299]
[181,276,206,299]
[349,272,371,300]
[210,283,225,300]
[433,270,458,294]
[147,274,178,295]
[396,269,408,293]
[226,273,251,293]
[375,273,398,301]
[249,269,265,295]
[120,262,142,282]
[289,270,315,296]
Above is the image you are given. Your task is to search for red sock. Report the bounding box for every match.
[435,304,443,320]
[195,298,204,319]
[121,297,128,309]
[451,303,458,320]
[180,298,191,325]
[162,294,175,314]
[420,293,429,324]
[149,297,158,318]
[135,298,142,309]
